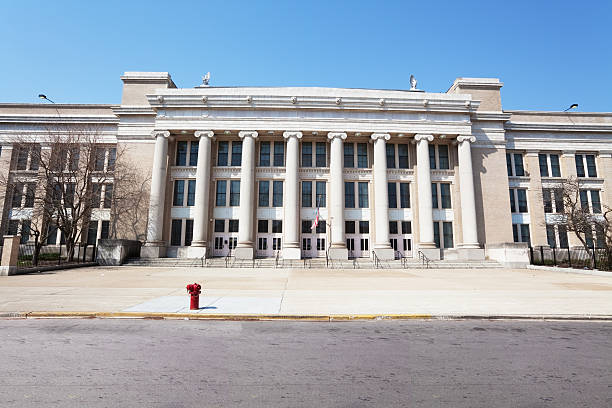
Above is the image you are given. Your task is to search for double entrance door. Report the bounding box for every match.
[346,234,370,258]
[301,233,326,258]
[212,234,238,257]
[256,234,282,258]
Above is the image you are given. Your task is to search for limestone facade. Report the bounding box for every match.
[0,73,610,263]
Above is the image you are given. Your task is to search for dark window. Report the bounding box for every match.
[550,154,561,177]
[400,183,410,208]
[539,154,549,177]
[103,184,113,209]
[344,144,354,168]
[509,189,516,213]
[429,145,436,170]
[440,183,451,209]
[20,221,30,243]
[398,144,409,168]
[46,224,58,245]
[388,183,397,209]
[100,220,110,239]
[517,189,528,213]
[301,142,312,167]
[24,184,35,208]
[11,184,22,208]
[433,222,440,248]
[16,147,28,170]
[591,190,601,213]
[69,147,80,171]
[228,219,239,233]
[189,142,198,166]
[272,181,283,207]
[386,144,395,168]
[258,219,268,233]
[316,221,326,234]
[357,143,368,168]
[301,181,312,207]
[176,141,188,166]
[443,222,454,248]
[173,180,184,206]
[272,220,282,233]
[258,181,269,207]
[513,154,525,176]
[8,220,19,235]
[94,148,106,171]
[259,142,270,166]
[64,183,75,208]
[558,225,569,248]
[389,221,398,235]
[214,219,225,233]
[29,146,40,170]
[358,182,368,208]
[315,142,326,167]
[506,153,512,176]
[543,189,552,213]
[217,141,229,166]
[512,224,519,243]
[345,221,356,234]
[229,180,240,206]
[187,180,196,206]
[586,155,597,177]
[401,221,412,234]
[215,180,227,206]
[359,221,369,234]
[431,183,438,209]
[344,182,355,208]
[273,142,284,166]
[546,225,556,248]
[87,221,98,245]
[438,145,449,169]
[231,141,242,166]
[91,184,101,208]
[301,220,311,233]
[107,148,116,171]
[520,224,530,245]
[171,220,182,245]
[184,220,193,246]
[575,154,585,177]
[554,189,564,213]
[315,181,326,207]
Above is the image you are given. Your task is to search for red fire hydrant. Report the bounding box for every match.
[186,283,202,310]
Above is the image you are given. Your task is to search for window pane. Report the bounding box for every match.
[345,221,356,234]
[24,184,35,208]
[171,220,182,246]
[258,181,269,207]
[345,182,355,208]
[590,190,601,213]
[401,221,411,234]
[11,184,22,208]
[214,219,225,233]
[87,221,98,245]
[259,142,270,166]
[538,154,549,177]
[103,184,113,209]
[386,144,395,168]
[388,183,397,209]
[546,225,556,248]
[173,180,184,206]
[301,181,312,207]
[258,219,268,233]
[558,225,569,248]
[506,153,512,176]
[228,219,239,232]
[217,141,229,166]
[301,220,311,233]
[398,144,409,168]
[344,144,354,168]
[575,154,585,177]
[512,224,519,243]
[554,189,564,213]
[315,142,326,167]
[176,141,187,166]
[429,145,436,169]
[389,221,398,235]
[100,221,110,239]
[579,190,589,211]
[520,224,530,245]
[231,141,242,166]
[550,154,561,177]
[509,189,516,213]
[357,143,367,168]
[20,220,30,243]
[229,180,240,206]
[316,220,326,234]
[189,142,198,166]
[513,154,524,176]
[400,183,410,208]
[187,180,196,206]
[272,181,283,207]
[359,221,369,234]
[91,184,101,208]
[443,222,453,248]
[431,183,438,209]
[272,220,282,233]
[46,224,58,245]
[586,155,597,177]
[274,142,284,166]
[433,222,440,248]
[215,180,227,206]
[517,189,528,213]
[16,147,28,170]
[301,142,312,167]
[95,148,106,171]
[440,183,451,208]
[315,181,326,207]
[358,182,368,208]
[438,145,449,169]
[543,189,552,213]
[184,220,193,246]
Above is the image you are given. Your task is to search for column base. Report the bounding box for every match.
[282,247,301,260]
[185,246,208,259]
[373,247,395,261]
[456,247,485,260]
[234,246,254,260]
[141,242,166,258]
[328,247,348,260]
[0,266,17,276]
[416,247,441,261]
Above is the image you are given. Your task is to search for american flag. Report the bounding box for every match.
[311,207,320,230]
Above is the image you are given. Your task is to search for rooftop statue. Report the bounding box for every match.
[410,74,417,91]
[202,72,210,86]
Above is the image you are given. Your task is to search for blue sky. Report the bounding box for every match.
[1,1,610,111]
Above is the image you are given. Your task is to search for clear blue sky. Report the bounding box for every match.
[1,1,610,111]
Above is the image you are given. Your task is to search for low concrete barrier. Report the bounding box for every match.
[97,239,142,266]
[485,242,529,268]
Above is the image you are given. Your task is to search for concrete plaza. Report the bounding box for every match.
[1,265,611,318]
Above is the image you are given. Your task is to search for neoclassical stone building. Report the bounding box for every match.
[0,72,610,264]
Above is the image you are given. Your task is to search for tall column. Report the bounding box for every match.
[327,132,348,260]
[371,133,394,260]
[235,131,258,259]
[524,150,547,247]
[456,135,484,259]
[189,130,215,258]
[142,130,170,258]
[415,134,439,260]
[282,131,302,259]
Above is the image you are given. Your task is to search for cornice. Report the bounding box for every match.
[0,115,118,124]
[112,106,156,116]
[471,111,512,122]
[505,122,612,133]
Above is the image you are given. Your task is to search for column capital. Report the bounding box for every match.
[456,135,476,144]
[370,133,390,141]
[327,132,347,141]
[283,131,303,140]
[194,130,215,139]
[414,134,433,143]
[151,130,170,139]
[238,131,258,140]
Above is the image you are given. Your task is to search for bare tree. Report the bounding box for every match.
[548,177,611,269]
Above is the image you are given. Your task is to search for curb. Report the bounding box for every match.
[2,311,612,321]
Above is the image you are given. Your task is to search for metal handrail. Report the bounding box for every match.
[372,250,381,269]
[417,250,431,269]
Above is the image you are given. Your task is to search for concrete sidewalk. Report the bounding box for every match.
[0,265,611,319]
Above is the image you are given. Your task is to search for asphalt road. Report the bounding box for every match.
[0,319,610,407]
